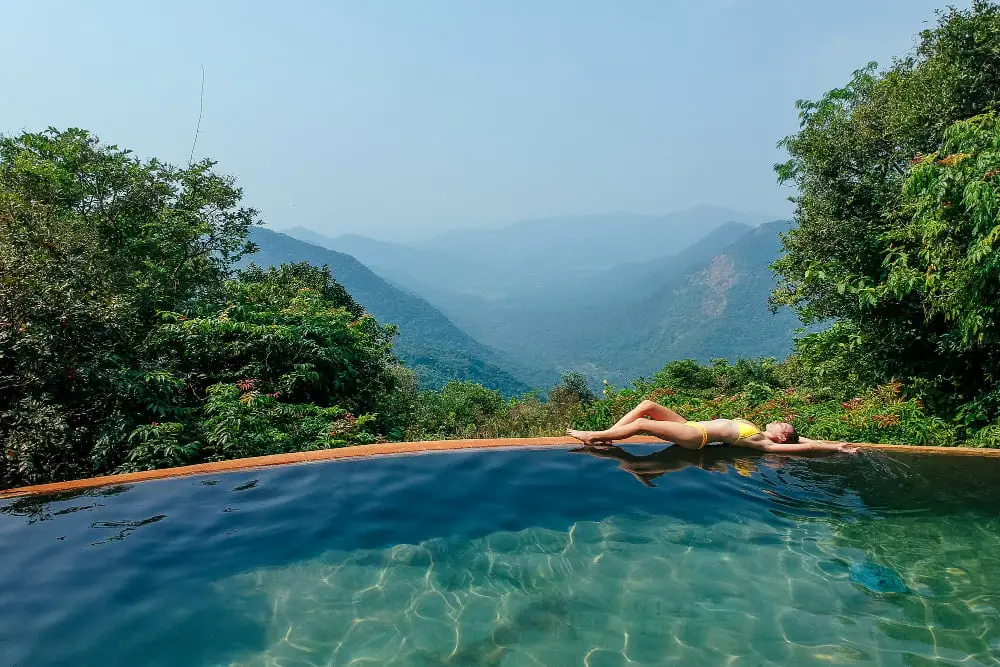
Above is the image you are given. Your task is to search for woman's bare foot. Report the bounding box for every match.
[567,429,614,445]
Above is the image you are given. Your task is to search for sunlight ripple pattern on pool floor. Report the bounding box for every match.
[221,510,1000,666]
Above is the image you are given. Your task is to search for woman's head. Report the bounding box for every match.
[765,421,799,443]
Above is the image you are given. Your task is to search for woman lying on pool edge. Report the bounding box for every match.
[567,399,859,454]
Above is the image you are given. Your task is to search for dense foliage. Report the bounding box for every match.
[0,131,391,487]
[880,113,1000,424]
[0,128,253,484]
[773,1,1000,422]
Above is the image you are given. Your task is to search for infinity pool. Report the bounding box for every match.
[2,445,999,666]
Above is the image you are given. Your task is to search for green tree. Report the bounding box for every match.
[773,1,1000,416]
[410,381,506,438]
[0,128,258,485]
[147,264,396,414]
[238,262,364,318]
[548,372,596,406]
[651,359,716,392]
[94,264,396,473]
[877,113,1000,421]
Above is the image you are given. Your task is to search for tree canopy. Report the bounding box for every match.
[773,1,1000,421]
[0,130,392,486]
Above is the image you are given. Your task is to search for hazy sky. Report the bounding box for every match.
[1,1,965,241]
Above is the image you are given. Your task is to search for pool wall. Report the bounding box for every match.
[2,436,998,499]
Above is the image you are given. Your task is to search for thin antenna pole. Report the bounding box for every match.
[189,65,205,164]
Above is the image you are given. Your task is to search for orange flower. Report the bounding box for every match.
[236,378,258,392]
[937,152,971,167]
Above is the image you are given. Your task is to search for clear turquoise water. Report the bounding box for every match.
[2,445,999,666]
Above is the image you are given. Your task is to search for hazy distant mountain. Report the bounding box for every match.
[243,228,551,394]
[606,220,800,379]
[278,210,796,387]
[283,205,768,302]
[579,220,754,302]
[398,220,757,361]
[282,230,489,299]
[384,220,801,384]
[281,226,346,249]
[422,205,770,264]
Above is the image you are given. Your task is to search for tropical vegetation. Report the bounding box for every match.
[3,2,1000,488]
[773,0,1000,424]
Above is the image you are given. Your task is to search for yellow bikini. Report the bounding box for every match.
[684,421,709,448]
[684,419,761,448]
[733,420,761,445]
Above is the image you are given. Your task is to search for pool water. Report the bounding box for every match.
[2,445,1000,666]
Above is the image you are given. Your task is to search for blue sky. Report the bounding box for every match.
[1,1,965,240]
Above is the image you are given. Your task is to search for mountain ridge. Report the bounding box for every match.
[368,219,801,385]
[282,206,769,302]
[276,213,800,388]
[243,228,553,394]
[606,219,800,377]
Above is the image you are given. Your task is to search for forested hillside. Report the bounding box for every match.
[607,220,800,375]
[287,215,785,383]
[244,229,550,394]
[337,220,798,384]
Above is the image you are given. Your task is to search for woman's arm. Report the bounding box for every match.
[742,434,859,454]
[767,441,858,454]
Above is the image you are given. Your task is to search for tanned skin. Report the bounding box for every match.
[567,399,859,454]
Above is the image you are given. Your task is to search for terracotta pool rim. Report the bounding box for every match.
[2,436,998,499]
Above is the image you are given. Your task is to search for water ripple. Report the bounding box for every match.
[0,445,998,666]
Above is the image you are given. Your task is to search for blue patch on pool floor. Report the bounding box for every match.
[850,562,908,593]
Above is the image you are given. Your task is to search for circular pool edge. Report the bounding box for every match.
[2,435,998,499]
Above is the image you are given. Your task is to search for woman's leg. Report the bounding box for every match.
[611,400,685,428]
[568,418,704,449]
